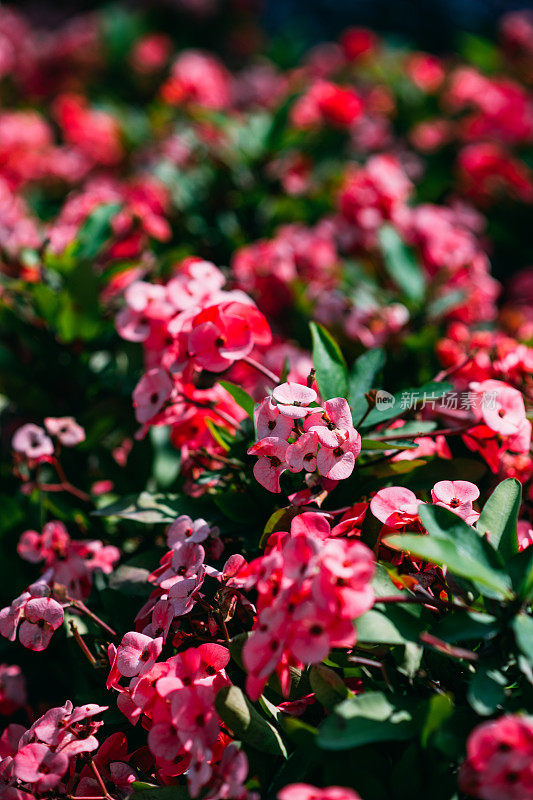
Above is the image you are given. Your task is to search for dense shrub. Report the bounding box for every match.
[0,5,532,799]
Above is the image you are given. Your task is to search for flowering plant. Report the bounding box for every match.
[0,4,533,800]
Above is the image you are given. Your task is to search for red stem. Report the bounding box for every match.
[70,600,117,638]
[69,621,97,667]
[52,459,91,502]
[242,355,280,384]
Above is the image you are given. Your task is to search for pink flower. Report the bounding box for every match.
[188,302,271,373]
[171,684,220,752]
[507,418,532,455]
[247,437,289,493]
[313,539,375,619]
[17,531,44,564]
[18,597,64,651]
[305,398,354,445]
[459,714,533,800]
[167,515,211,548]
[472,380,527,436]
[518,520,533,551]
[255,397,294,439]
[289,603,352,663]
[12,424,53,461]
[0,592,32,643]
[107,632,163,687]
[83,541,120,574]
[279,784,362,800]
[13,743,68,792]
[204,742,252,800]
[370,486,421,528]
[161,50,232,110]
[272,382,318,419]
[316,428,362,480]
[44,417,85,446]
[286,431,319,473]
[431,480,480,523]
[133,368,173,423]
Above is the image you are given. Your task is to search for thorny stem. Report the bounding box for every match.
[242,355,280,384]
[198,448,244,468]
[217,612,231,645]
[90,759,113,800]
[70,599,117,638]
[69,621,97,667]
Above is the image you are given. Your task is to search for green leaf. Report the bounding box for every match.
[361,438,418,451]
[150,426,181,489]
[468,667,507,716]
[356,605,425,645]
[93,492,208,524]
[74,202,122,261]
[259,506,301,548]
[348,348,385,420]
[205,418,231,451]
[513,613,533,664]
[310,322,348,400]
[420,694,454,747]
[317,691,414,751]
[459,32,502,72]
[378,224,425,303]
[477,479,522,561]
[215,686,287,757]
[387,504,512,599]
[508,547,533,602]
[309,665,351,710]
[434,611,499,643]
[219,380,255,418]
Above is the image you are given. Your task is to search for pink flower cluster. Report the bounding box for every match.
[0,700,107,796]
[249,385,361,493]
[107,638,254,798]
[459,715,533,800]
[116,257,271,437]
[12,417,84,464]
[461,380,532,474]
[135,515,221,641]
[18,520,120,599]
[291,80,363,129]
[0,580,64,652]
[240,512,375,699]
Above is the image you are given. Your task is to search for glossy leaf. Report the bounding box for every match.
[310,322,348,400]
[387,504,512,598]
[477,478,521,561]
